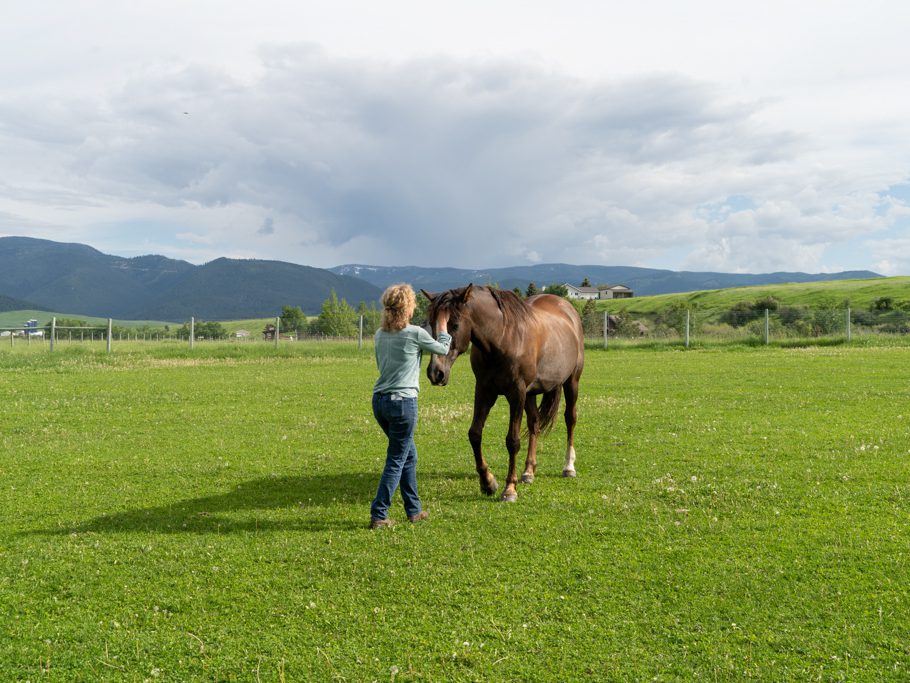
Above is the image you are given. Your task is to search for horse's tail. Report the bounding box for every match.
[537,388,562,437]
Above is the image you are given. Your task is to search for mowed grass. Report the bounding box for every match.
[1,341,909,681]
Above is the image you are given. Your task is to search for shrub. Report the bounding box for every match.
[871,297,894,311]
[581,299,601,336]
[779,305,809,326]
[747,316,785,339]
[655,301,701,337]
[753,296,780,312]
[811,300,844,336]
[720,301,758,327]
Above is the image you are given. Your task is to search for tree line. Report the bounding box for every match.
[278,291,383,338]
[39,279,608,341]
[282,282,588,337]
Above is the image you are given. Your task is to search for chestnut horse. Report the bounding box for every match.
[422,285,584,502]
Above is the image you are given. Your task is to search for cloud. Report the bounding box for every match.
[258,217,275,235]
[1,45,908,272]
[866,230,910,276]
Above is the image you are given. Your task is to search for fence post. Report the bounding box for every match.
[846,307,852,342]
[764,308,770,345]
[190,317,195,350]
[685,309,690,348]
[107,319,113,353]
[50,317,56,352]
[275,317,280,348]
[359,315,364,349]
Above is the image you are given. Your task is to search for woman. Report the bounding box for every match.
[370,284,450,529]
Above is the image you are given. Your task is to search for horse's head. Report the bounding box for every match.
[422,284,476,386]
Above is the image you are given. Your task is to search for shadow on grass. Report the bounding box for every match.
[26,471,478,536]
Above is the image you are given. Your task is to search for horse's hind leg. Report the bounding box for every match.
[501,390,525,502]
[562,372,581,478]
[521,394,540,484]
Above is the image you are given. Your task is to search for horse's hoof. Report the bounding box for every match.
[500,491,517,503]
[562,469,577,478]
[521,473,534,484]
[481,477,499,496]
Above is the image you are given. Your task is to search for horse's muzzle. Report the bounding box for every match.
[428,365,448,386]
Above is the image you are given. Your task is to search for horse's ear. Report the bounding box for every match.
[420,289,436,302]
[462,283,475,303]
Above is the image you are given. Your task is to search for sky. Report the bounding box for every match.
[2,1,910,275]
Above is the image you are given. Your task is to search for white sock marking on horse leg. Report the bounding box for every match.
[563,445,576,476]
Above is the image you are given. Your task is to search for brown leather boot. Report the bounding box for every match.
[408,511,429,523]
[369,518,395,529]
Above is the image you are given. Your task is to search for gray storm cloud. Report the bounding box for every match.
[1,46,906,270]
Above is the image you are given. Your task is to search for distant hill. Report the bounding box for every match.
[602,276,910,315]
[0,235,886,322]
[0,294,49,314]
[331,264,882,296]
[0,237,381,320]
[138,257,381,321]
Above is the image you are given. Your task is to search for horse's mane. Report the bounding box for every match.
[428,285,535,329]
[487,287,534,327]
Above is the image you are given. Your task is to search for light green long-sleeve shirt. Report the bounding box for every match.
[373,325,452,397]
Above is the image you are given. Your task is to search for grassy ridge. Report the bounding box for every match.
[5,275,909,333]
[602,276,910,315]
[0,310,172,330]
[1,342,909,680]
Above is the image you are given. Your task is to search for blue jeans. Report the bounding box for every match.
[371,392,421,521]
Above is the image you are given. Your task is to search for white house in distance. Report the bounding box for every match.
[563,284,634,300]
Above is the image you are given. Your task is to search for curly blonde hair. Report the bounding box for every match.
[381,283,416,331]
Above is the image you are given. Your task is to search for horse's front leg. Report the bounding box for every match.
[469,385,499,496]
[501,390,525,502]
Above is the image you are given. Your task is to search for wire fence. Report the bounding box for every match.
[0,316,379,352]
[590,305,910,346]
[4,305,909,353]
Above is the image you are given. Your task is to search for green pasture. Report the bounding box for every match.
[603,276,910,316]
[0,312,305,338]
[1,341,909,680]
[0,310,172,331]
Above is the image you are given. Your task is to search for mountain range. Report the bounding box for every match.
[330,263,881,297]
[0,237,380,320]
[0,236,882,321]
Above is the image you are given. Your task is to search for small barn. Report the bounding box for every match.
[599,285,634,299]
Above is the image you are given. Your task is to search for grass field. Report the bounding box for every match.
[0,310,173,331]
[602,276,910,316]
[2,341,909,680]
